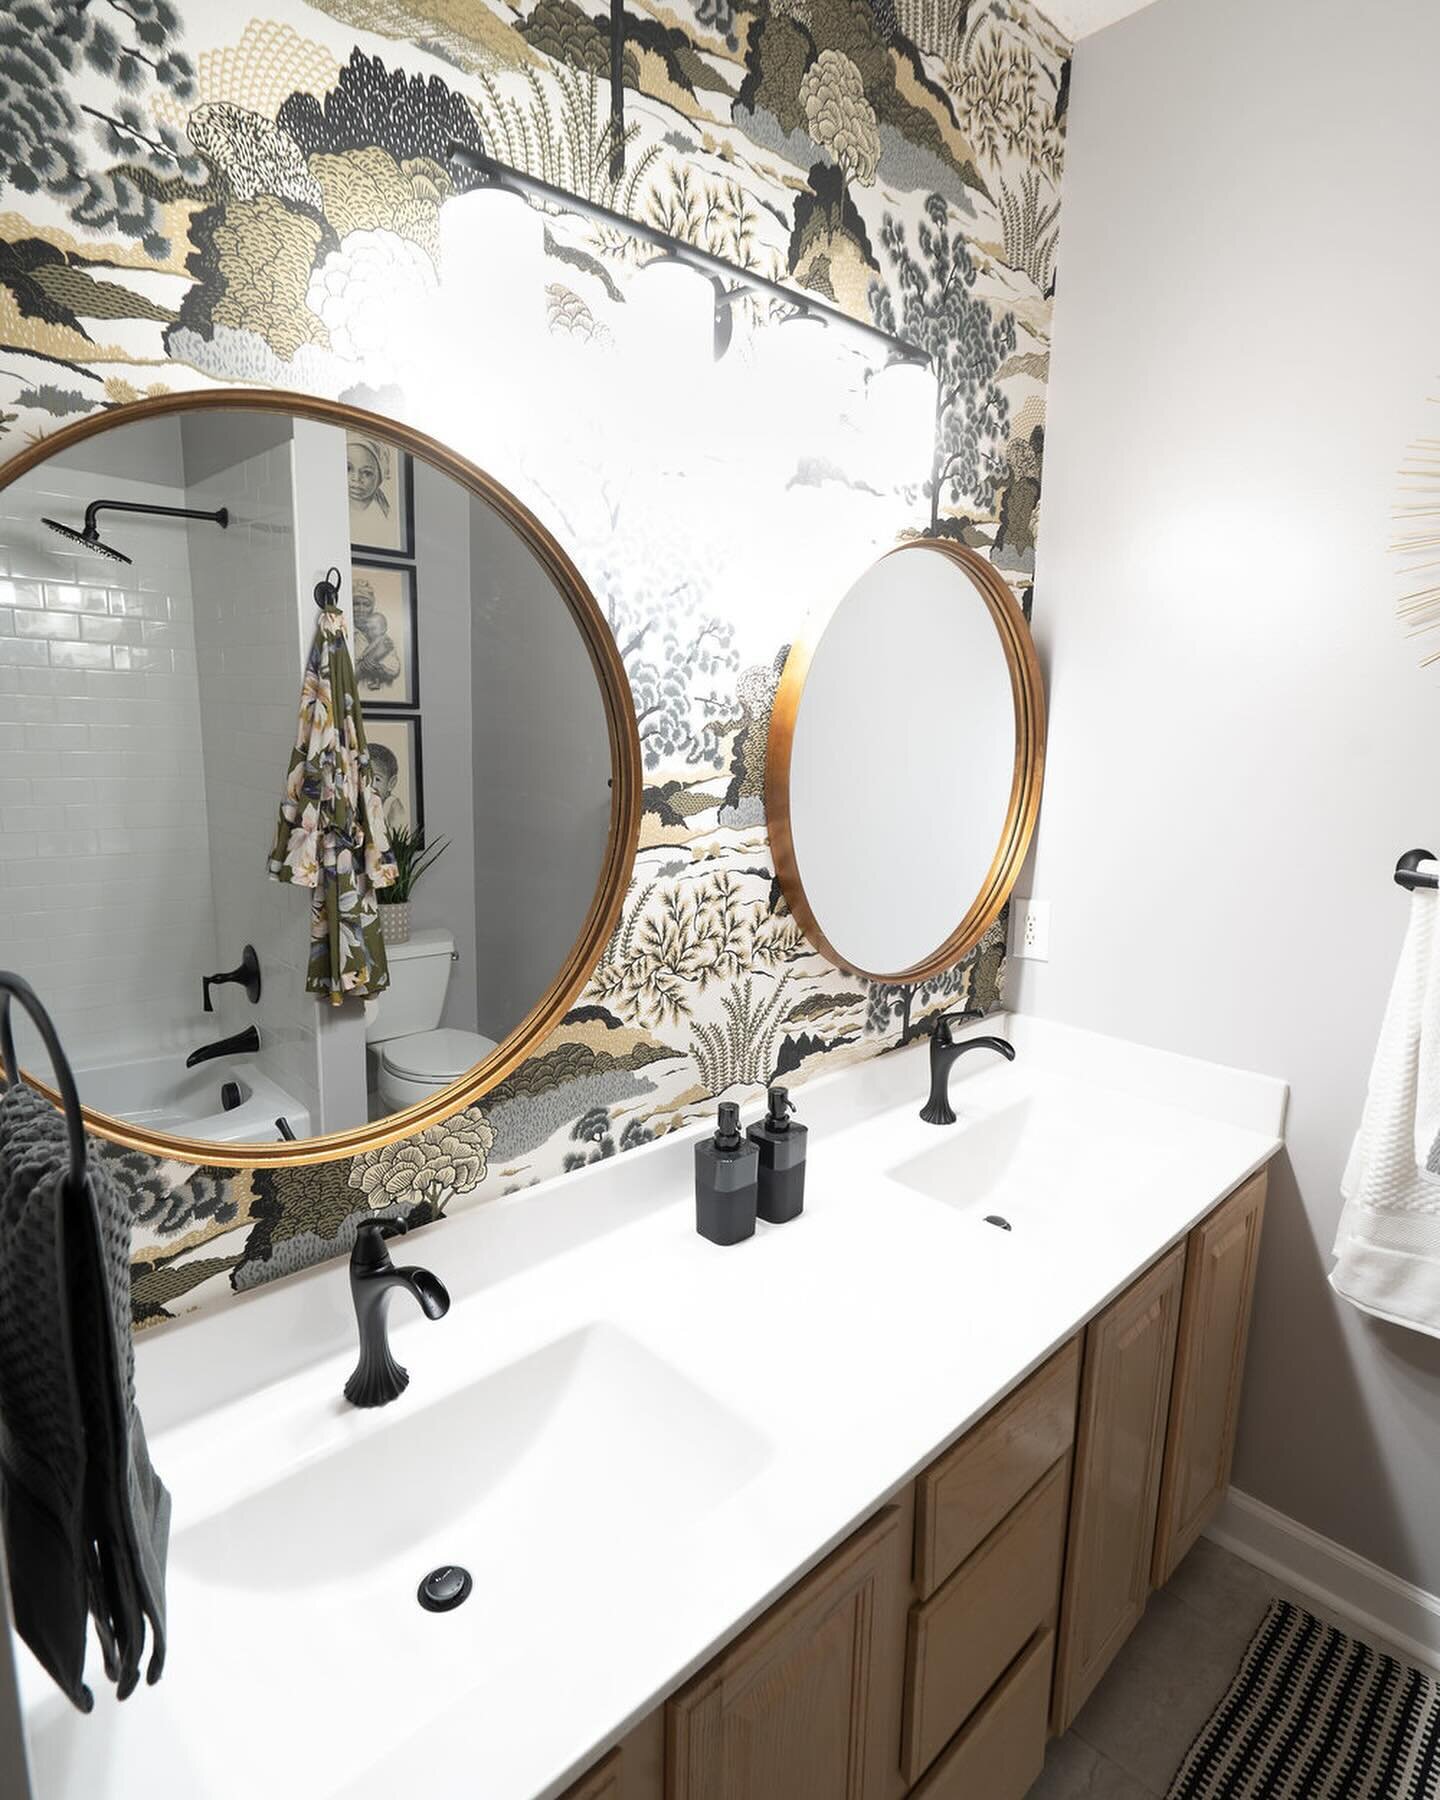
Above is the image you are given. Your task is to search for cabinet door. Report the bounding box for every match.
[560,1750,622,1800]
[1051,1245,1185,1733]
[666,1506,905,1800]
[1152,1171,1267,1587]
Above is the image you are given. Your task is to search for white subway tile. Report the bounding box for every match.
[0,640,52,667]
[49,642,113,670]
[24,722,89,751]
[80,614,143,645]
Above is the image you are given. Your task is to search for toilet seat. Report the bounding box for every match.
[379,1027,497,1085]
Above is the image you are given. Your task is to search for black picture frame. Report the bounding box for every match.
[366,714,424,841]
[347,431,415,558]
[351,557,420,711]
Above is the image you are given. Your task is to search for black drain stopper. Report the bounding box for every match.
[418,1565,473,1613]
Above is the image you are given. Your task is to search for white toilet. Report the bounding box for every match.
[365,929,497,1112]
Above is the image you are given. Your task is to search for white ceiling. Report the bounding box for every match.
[1040,0,1165,40]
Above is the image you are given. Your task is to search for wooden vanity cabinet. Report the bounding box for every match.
[1152,1171,1267,1586]
[666,1504,909,1800]
[561,1169,1270,1800]
[1051,1243,1186,1733]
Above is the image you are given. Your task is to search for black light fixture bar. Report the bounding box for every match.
[446,143,930,369]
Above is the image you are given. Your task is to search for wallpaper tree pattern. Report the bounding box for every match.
[0,0,1071,1322]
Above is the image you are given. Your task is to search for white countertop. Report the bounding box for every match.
[13,1015,1286,1800]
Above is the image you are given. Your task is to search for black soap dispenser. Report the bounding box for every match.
[748,1085,808,1224]
[695,1101,759,1246]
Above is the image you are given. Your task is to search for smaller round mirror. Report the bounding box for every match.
[767,540,1045,982]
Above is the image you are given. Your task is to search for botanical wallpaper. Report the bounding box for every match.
[0,0,1070,1322]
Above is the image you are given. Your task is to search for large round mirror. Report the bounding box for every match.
[0,393,640,1164]
[767,539,1044,982]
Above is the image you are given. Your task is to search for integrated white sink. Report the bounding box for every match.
[176,1323,771,1594]
[886,1084,1185,1238]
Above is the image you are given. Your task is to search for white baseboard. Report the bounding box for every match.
[1207,1488,1440,1674]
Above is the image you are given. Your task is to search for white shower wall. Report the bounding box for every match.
[0,428,216,1069]
[183,413,322,1133]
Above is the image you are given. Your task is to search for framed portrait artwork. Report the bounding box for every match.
[347,430,414,556]
[351,559,419,709]
[365,715,424,840]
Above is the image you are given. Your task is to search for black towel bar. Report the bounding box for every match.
[1395,849,1439,892]
[0,972,89,1198]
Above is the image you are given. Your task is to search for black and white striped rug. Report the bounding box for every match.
[1167,1600,1440,1798]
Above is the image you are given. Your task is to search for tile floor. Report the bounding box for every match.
[1030,1538,1418,1798]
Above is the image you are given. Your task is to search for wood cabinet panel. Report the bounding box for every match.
[1051,1245,1185,1734]
[908,1630,1054,1800]
[914,1340,1079,1601]
[666,1506,905,1800]
[559,1749,622,1800]
[1152,1171,1267,1587]
[901,1456,1069,1785]
[560,1708,664,1800]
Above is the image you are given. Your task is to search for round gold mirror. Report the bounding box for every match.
[0,391,640,1166]
[767,539,1045,983]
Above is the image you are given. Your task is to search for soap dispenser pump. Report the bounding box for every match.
[748,1085,808,1224]
[695,1101,759,1246]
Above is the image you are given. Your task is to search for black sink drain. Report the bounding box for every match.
[983,1214,1013,1232]
[418,1564,473,1613]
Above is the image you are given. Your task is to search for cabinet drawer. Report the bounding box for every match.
[901,1456,1069,1785]
[914,1341,1080,1599]
[910,1630,1054,1800]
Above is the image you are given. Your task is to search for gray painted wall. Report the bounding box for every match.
[469,494,611,1043]
[1018,0,1440,1590]
[406,458,479,1033]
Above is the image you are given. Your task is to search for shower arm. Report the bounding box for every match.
[81,499,228,534]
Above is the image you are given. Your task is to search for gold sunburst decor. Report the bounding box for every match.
[1395,392,1440,665]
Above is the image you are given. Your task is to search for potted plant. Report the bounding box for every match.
[378,825,449,946]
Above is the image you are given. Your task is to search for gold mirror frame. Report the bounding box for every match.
[766,538,1045,985]
[0,389,642,1167]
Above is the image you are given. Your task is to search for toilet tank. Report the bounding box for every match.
[364,929,456,1043]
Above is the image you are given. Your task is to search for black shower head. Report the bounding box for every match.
[41,516,133,564]
[40,498,227,567]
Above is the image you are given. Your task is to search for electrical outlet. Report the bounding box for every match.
[1013,897,1050,961]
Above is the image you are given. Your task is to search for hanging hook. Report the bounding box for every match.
[0,973,89,1200]
[1395,849,1439,892]
[314,566,343,610]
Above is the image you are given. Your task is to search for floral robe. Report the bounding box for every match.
[268,606,397,1003]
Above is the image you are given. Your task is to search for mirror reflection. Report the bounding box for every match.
[769,540,1044,982]
[0,404,629,1156]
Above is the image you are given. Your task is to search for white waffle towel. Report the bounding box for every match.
[1332,875,1440,1335]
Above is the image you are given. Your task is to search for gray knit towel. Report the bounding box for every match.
[0,1081,170,1711]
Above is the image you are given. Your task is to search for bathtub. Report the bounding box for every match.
[74,1054,312,1148]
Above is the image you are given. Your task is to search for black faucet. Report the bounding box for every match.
[920,1009,1016,1125]
[185,1024,260,1068]
[202,945,261,1012]
[343,1218,450,1408]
